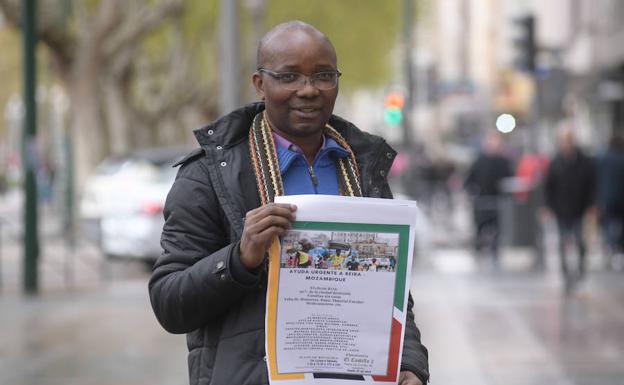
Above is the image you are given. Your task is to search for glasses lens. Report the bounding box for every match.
[270,72,339,90]
[312,72,339,90]
[279,73,304,90]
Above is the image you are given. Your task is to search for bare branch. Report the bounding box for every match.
[0,0,19,24]
[102,0,185,59]
[92,0,123,48]
[0,0,76,72]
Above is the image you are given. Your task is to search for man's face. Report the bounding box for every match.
[253,29,339,140]
[558,130,576,156]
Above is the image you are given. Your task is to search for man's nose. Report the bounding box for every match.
[297,76,320,96]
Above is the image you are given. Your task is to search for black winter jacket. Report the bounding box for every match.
[545,149,595,222]
[149,103,429,385]
[464,154,513,198]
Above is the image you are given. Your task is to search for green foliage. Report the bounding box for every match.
[183,0,218,42]
[141,23,174,60]
[1,0,431,142]
[0,26,53,138]
[83,0,100,12]
[181,0,219,82]
[264,0,403,91]
[0,27,20,137]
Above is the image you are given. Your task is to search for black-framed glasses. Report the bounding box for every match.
[257,68,341,90]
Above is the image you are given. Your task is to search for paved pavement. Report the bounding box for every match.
[0,280,188,385]
[415,250,624,385]
[0,191,188,385]
[2,247,623,385]
[1,192,624,385]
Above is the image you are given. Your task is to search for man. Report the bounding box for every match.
[544,126,595,292]
[464,132,513,265]
[149,21,429,385]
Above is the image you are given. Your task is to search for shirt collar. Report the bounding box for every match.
[273,131,326,155]
[272,131,350,174]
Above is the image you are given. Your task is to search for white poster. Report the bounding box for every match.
[265,195,418,385]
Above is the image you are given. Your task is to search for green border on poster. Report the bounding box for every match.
[291,221,410,312]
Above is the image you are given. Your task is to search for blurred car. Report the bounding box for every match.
[80,146,192,266]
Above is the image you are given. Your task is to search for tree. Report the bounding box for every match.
[0,0,425,186]
[0,0,219,186]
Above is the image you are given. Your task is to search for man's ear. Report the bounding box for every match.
[252,72,265,100]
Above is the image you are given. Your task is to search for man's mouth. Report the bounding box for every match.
[292,106,322,120]
[294,107,319,113]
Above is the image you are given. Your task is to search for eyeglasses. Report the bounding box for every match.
[257,68,341,90]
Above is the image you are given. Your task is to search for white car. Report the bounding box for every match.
[80,147,190,266]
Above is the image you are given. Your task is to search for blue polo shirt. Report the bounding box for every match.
[273,132,350,195]
[232,133,351,284]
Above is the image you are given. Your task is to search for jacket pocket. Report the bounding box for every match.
[189,346,216,385]
[211,328,268,385]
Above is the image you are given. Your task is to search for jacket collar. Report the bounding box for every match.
[193,102,264,148]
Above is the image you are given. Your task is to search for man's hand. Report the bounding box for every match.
[399,371,423,385]
[538,206,551,222]
[239,203,297,270]
[585,205,598,223]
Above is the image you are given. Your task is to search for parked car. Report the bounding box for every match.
[80,146,191,266]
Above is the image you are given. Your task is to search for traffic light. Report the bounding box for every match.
[383,91,405,126]
[512,15,536,73]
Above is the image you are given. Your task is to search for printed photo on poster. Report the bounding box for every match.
[280,230,399,273]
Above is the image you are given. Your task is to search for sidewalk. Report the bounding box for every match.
[1,191,623,385]
[413,246,624,385]
[0,279,188,385]
[2,249,623,385]
[412,193,624,385]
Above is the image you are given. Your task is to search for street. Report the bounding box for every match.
[2,1,624,384]
[1,193,624,385]
[2,250,623,385]
[415,252,624,385]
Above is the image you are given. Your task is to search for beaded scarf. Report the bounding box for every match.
[249,111,362,205]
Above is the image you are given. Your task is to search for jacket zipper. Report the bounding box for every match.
[308,165,319,192]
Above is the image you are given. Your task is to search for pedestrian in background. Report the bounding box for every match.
[596,134,624,270]
[544,126,596,293]
[515,151,550,270]
[464,131,513,266]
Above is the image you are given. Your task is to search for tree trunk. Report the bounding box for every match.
[103,75,132,156]
[68,61,107,191]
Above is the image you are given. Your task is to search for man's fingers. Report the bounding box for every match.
[245,214,292,236]
[254,224,290,243]
[247,203,295,215]
[398,371,422,385]
[240,224,290,268]
[258,204,296,221]
[245,203,296,223]
[240,203,297,268]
